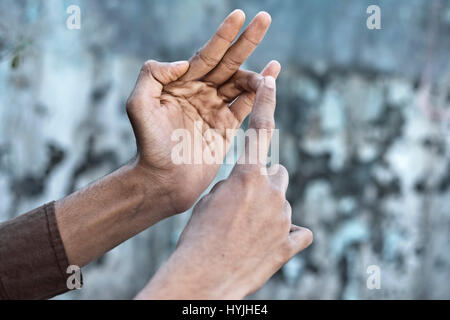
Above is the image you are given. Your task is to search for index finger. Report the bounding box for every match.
[180,10,245,81]
[239,76,277,166]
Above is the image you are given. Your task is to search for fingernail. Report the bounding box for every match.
[256,11,272,23]
[229,9,245,18]
[172,60,188,65]
[264,76,275,89]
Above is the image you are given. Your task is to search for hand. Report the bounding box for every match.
[126,10,281,214]
[136,77,313,300]
[53,10,280,268]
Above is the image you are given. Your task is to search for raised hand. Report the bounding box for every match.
[126,10,281,213]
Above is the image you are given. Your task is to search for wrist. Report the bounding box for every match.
[56,159,177,266]
[127,156,177,218]
[136,247,248,300]
[131,154,198,215]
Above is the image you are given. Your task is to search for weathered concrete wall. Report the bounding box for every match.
[0,0,449,299]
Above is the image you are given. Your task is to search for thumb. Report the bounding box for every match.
[150,60,190,85]
[288,225,313,258]
[134,60,189,97]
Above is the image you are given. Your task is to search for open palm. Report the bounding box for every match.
[126,10,280,212]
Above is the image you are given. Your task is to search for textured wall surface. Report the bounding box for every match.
[0,0,449,299]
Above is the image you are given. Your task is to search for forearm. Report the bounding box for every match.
[55,159,174,267]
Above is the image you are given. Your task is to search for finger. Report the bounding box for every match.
[218,60,280,102]
[180,10,245,81]
[229,60,281,124]
[149,60,190,85]
[288,225,313,257]
[260,60,282,78]
[218,70,263,102]
[134,60,189,94]
[250,76,276,131]
[283,201,292,223]
[267,164,289,192]
[203,11,272,85]
[239,76,276,166]
[129,60,189,110]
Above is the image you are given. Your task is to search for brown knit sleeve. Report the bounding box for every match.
[0,202,71,299]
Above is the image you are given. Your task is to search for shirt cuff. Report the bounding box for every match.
[0,202,73,299]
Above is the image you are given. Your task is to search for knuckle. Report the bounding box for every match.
[252,117,275,130]
[126,95,143,112]
[257,89,276,106]
[269,185,286,204]
[222,56,242,71]
[126,97,136,112]
[238,167,261,186]
[196,51,219,68]
[283,201,292,219]
[234,166,266,194]
[242,33,259,47]
[269,164,289,180]
[283,219,292,233]
[277,214,291,236]
[141,60,155,74]
[126,96,134,110]
[283,216,292,232]
[277,164,289,178]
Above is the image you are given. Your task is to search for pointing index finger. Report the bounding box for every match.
[240,76,277,166]
[228,60,281,124]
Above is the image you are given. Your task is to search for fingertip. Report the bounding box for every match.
[269,60,281,72]
[270,61,281,78]
[228,9,246,23]
[298,227,314,246]
[288,226,314,254]
[256,11,272,26]
[261,60,281,78]
[304,227,314,245]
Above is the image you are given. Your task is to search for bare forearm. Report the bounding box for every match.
[55,160,173,267]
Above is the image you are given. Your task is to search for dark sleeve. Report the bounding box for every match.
[0,202,71,300]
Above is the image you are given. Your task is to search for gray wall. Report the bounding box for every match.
[0,0,449,299]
